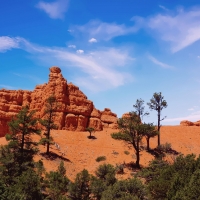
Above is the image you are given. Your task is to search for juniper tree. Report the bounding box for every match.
[147,92,167,146]
[86,127,95,138]
[111,112,144,168]
[141,123,158,151]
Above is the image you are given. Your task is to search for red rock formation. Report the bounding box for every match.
[101,108,118,128]
[0,66,118,136]
[180,120,200,126]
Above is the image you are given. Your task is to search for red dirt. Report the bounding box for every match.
[1,126,200,180]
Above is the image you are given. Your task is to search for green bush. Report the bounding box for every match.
[124,150,130,155]
[157,142,171,152]
[96,156,106,162]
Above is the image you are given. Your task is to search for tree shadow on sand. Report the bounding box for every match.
[124,161,143,170]
[147,147,180,159]
[40,151,72,162]
[87,136,97,140]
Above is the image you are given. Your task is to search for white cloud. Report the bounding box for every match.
[1,36,134,91]
[148,55,174,69]
[89,38,97,43]
[146,7,200,52]
[68,45,76,48]
[76,49,84,54]
[71,20,140,41]
[188,108,194,111]
[159,5,169,11]
[165,110,200,123]
[36,0,69,19]
[0,36,19,52]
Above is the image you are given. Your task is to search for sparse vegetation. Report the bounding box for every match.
[1,94,200,199]
[86,127,95,139]
[124,150,130,155]
[96,156,106,162]
[115,163,125,174]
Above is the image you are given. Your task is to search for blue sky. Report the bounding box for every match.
[1,0,200,125]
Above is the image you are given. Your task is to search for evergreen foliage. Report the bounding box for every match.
[101,178,146,200]
[111,112,144,168]
[85,127,95,138]
[40,95,58,155]
[6,106,40,166]
[140,123,158,151]
[44,161,69,200]
[68,169,91,200]
[141,154,200,200]
[147,92,167,146]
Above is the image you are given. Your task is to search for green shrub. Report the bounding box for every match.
[115,164,124,174]
[96,156,106,162]
[124,150,130,155]
[157,142,171,152]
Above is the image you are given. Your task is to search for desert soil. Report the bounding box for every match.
[0,126,200,180]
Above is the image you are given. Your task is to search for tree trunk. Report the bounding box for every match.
[147,137,150,151]
[135,139,140,168]
[47,130,50,155]
[46,112,52,155]
[136,148,140,168]
[157,110,161,146]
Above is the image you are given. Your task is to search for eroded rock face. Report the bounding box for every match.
[0,67,118,136]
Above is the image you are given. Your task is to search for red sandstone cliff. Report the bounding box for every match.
[0,67,118,137]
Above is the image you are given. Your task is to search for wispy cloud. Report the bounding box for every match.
[159,5,169,11]
[146,7,200,52]
[148,55,174,69]
[70,20,140,41]
[1,36,134,91]
[0,84,16,90]
[76,49,84,54]
[165,110,200,123]
[68,45,76,48]
[0,36,19,52]
[12,73,45,84]
[188,106,198,111]
[36,0,69,19]
[89,38,97,43]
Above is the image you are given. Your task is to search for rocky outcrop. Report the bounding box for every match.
[101,108,118,128]
[180,120,200,126]
[0,67,118,136]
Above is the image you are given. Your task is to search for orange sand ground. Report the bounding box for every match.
[0,126,200,180]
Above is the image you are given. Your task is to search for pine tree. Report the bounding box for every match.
[44,161,69,200]
[0,106,43,199]
[40,95,58,155]
[68,169,91,200]
[6,106,40,168]
[147,92,167,146]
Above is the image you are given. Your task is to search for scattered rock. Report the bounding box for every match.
[180,120,194,126]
